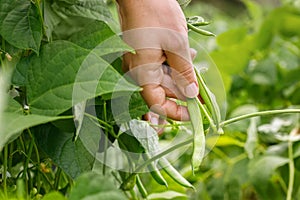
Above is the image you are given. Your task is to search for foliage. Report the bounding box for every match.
[0,0,300,200]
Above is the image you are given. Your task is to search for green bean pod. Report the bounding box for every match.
[158,158,195,190]
[142,153,168,187]
[191,21,211,26]
[187,23,216,37]
[195,68,223,134]
[187,98,206,173]
[136,174,148,199]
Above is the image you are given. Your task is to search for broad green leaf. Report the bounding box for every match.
[0,0,43,53]
[68,20,115,50]
[216,28,248,48]
[0,112,67,151]
[75,113,102,156]
[11,57,30,86]
[42,192,67,200]
[52,0,113,25]
[34,124,95,179]
[15,40,138,116]
[69,20,134,57]
[3,86,57,155]
[69,172,126,200]
[248,155,289,199]
[44,0,62,41]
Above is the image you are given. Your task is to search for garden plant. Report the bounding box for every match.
[0,0,300,199]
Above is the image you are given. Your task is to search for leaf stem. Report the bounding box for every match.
[28,130,42,193]
[22,130,35,199]
[3,145,8,198]
[102,101,108,175]
[54,168,62,190]
[220,109,300,127]
[84,113,113,130]
[287,139,294,200]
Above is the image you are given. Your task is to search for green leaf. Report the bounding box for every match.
[148,191,187,200]
[44,0,62,41]
[69,20,134,56]
[69,172,126,200]
[16,40,138,116]
[75,112,102,156]
[52,0,113,25]
[0,0,43,53]
[245,117,259,159]
[129,119,160,155]
[0,112,67,151]
[34,123,95,179]
[68,20,115,50]
[248,58,278,86]
[111,92,148,124]
[242,0,263,28]
[42,192,67,200]
[216,28,248,48]
[294,141,300,158]
[248,155,289,199]
[206,135,244,148]
[11,56,30,86]
[227,105,258,132]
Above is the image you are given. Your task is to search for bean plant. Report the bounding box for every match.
[0,0,300,199]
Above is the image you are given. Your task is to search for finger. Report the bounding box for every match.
[161,72,185,100]
[141,84,190,121]
[143,112,166,135]
[190,48,197,60]
[165,50,198,98]
[122,49,166,86]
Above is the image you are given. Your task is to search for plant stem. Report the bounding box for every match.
[22,130,35,199]
[129,189,138,200]
[196,98,218,133]
[286,139,295,200]
[84,113,114,130]
[54,168,62,190]
[103,101,108,175]
[220,109,300,127]
[3,145,8,198]
[28,129,42,193]
[123,137,193,185]
[137,137,192,172]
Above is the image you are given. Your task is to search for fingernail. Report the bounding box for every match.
[185,82,198,98]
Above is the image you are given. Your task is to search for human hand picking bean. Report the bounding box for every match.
[116,0,199,129]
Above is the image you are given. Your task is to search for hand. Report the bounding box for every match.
[117,0,198,122]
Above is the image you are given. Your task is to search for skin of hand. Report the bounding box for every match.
[116,0,199,123]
